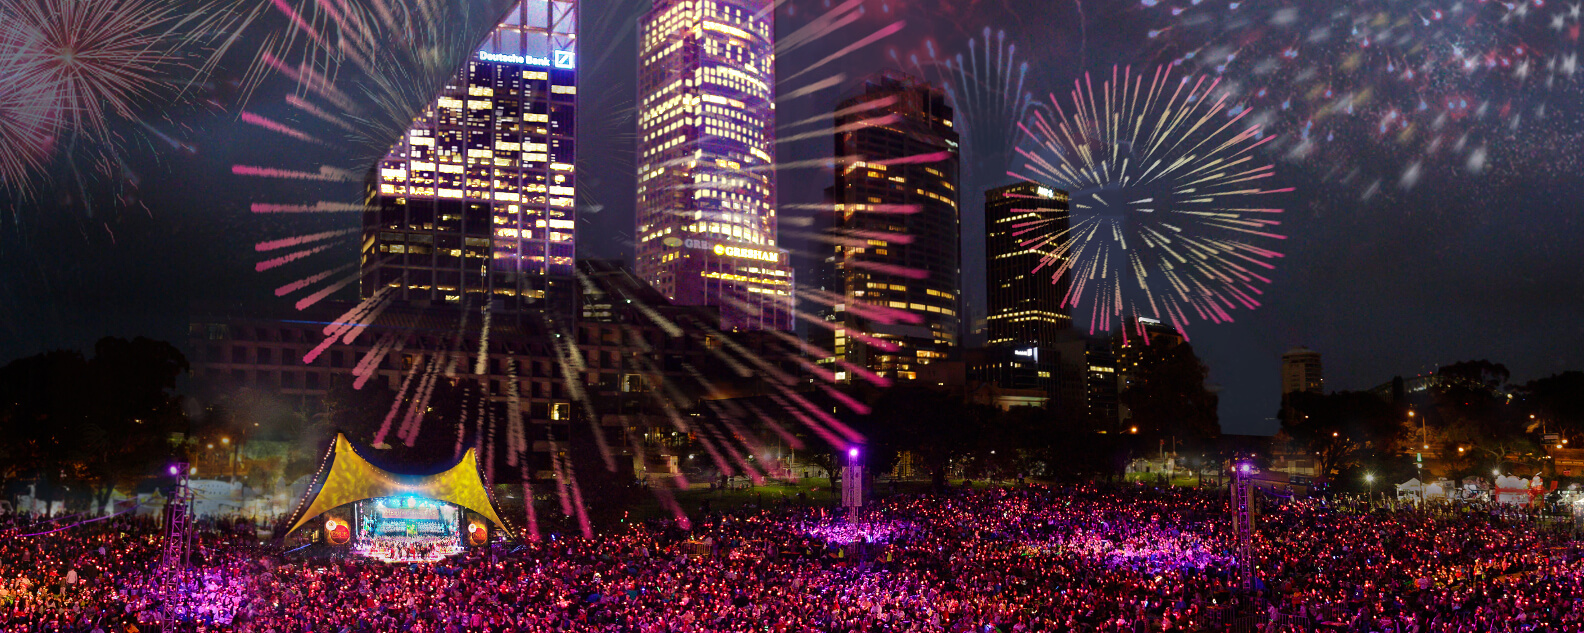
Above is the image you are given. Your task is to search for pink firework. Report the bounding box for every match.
[0,0,183,139]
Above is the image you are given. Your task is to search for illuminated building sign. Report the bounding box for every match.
[680,239,780,263]
[713,243,779,263]
[478,50,576,69]
[1014,347,1038,361]
[1037,187,1055,198]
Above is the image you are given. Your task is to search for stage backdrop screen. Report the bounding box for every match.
[353,496,465,562]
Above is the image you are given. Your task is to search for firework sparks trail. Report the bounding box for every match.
[301,288,391,362]
[397,356,443,446]
[1010,64,1290,335]
[251,201,366,213]
[505,359,524,466]
[241,111,325,144]
[350,333,400,389]
[372,351,424,448]
[0,46,58,194]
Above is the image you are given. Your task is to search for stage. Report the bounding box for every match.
[280,434,513,562]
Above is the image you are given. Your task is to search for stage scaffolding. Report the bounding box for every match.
[158,462,195,622]
[1231,463,1256,591]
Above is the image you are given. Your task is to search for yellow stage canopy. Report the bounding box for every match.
[283,434,510,536]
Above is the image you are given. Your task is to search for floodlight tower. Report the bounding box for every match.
[1231,460,1256,592]
[158,463,195,621]
[842,446,865,513]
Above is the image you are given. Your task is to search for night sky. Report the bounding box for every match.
[1,0,1581,435]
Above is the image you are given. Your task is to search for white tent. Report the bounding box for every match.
[1494,475,1536,505]
[1396,478,1424,499]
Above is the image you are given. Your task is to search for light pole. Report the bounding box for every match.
[221,437,235,483]
[842,446,864,513]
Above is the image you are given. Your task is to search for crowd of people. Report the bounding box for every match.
[3,484,1584,632]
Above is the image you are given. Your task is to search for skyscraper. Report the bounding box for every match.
[984,182,1071,347]
[816,72,960,382]
[965,183,1070,399]
[1281,347,1324,395]
[634,0,793,331]
[364,1,579,314]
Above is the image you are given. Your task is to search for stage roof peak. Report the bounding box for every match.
[282,434,511,537]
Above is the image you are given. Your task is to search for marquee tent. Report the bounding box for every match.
[279,434,512,537]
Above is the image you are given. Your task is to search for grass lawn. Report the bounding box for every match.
[1123,472,1204,487]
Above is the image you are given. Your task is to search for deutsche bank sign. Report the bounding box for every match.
[1014,347,1038,361]
[478,49,576,69]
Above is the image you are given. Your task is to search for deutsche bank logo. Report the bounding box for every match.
[554,50,576,69]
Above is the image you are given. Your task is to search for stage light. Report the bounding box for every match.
[168,465,178,475]
[848,447,859,459]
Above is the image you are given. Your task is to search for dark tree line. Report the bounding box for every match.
[1280,359,1584,491]
[0,337,189,512]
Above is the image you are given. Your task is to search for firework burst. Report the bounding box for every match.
[0,0,242,200]
[1012,65,1290,336]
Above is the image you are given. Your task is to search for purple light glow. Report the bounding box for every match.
[169,465,179,475]
[848,447,859,459]
[800,519,907,545]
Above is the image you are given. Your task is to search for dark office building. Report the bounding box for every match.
[816,72,961,383]
[985,182,1071,347]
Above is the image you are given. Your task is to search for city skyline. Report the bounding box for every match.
[0,0,1580,436]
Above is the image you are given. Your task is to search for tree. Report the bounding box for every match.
[1120,341,1220,445]
[1280,391,1405,480]
[1437,360,1510,390]
[868,386,982,491]
[1522,371,1584,436]
[0,337,189,514]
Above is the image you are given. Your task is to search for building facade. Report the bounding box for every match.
[365,0,579,314]
[985,182,1072,347]
[1281,347,1324,396]
[816,72,961,383]
[634,0,793,331]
